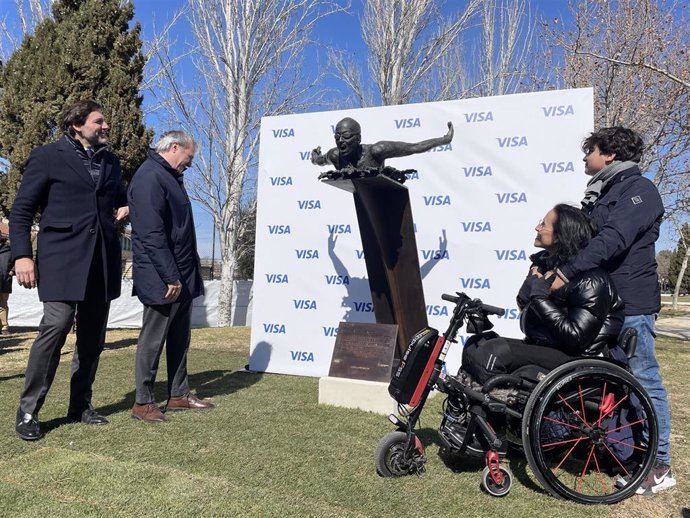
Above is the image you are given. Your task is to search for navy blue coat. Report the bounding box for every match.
[560,165,663,315]
[9,136,126,301]
[128,150,203,306]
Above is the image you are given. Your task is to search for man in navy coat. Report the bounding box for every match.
[128,130,213,423]
[10,100,129,440]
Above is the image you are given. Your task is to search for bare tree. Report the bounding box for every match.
[544,0,690,308]
[150,0,344,326]
[330,0,482,106]
[0,0,51,61]
[431,0,536,100]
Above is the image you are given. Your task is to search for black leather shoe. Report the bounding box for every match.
[68,408,109,425]
[16,408,43,441]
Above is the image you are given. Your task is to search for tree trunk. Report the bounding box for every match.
[671,245,690,311]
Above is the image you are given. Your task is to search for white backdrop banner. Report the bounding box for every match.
[7,280,254,329]
[250,88,594,377]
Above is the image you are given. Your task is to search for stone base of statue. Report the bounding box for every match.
[321,170,428,356]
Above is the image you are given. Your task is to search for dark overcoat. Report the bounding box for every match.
[9,136,126,301]
[128,150,203,306]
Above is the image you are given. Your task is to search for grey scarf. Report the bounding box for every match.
[581,160,637,210]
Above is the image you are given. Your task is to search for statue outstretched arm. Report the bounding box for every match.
[372,121,454,160]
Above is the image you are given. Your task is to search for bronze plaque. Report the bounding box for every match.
[329,322,398,382]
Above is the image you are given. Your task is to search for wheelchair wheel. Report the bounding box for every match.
[522,359,658,504]
[481,465,513,497]
[375,431,426,477]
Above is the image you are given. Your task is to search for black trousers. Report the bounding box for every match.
[461,332,578,384]
[19,250,109,415]
[134,298,192,404]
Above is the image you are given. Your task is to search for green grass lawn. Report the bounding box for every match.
[0,327,686,518]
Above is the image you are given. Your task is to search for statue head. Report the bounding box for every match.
[334,117,361,157]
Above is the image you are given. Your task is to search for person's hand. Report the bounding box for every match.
[550,273,566,291]
[311,146,323,164]
[14,257,37,289]
[530,266,543,278]
[114,206,129,222]
[444,121,454,143]
[164,280,182,301]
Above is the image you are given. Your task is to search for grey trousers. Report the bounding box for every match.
[134,298,192,404]
[19,299,110,415]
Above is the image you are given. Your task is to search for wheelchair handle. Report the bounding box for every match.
[441,293,505,316]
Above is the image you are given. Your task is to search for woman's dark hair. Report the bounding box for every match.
[551,203,596,265]
[60,100,103,135]
[581,126,644,163]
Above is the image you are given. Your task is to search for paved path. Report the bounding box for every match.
[657,315,690,340]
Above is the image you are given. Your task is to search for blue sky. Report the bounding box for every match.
[0,0,678,253]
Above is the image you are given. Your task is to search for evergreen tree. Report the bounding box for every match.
[668,224,690,294]
[0,0,152,216]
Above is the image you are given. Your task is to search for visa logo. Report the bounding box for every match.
[265,273,289,284]
[426,305,449,316]
[325,275,350,285]
[460,277,491,289]
[464,111,494,123]
[263,323,286,334]
[272,128,295,138]
[395,117,421,129]
[268,224,291,234]
[293,299,317,310]
[405,171,419,180]
[541,161,574,173]
[427,144,452,152]
[290,351,314,362]
[423,195,451,206]
[323,326,338,337]
[459,336,469,346]
[352,301,374,313]
[463,166,492,177]
[461,221,492,232]
[495,249,527,261]
[269,176,293,186]
[297,199,321,210]
[495,192,527,204]
[356,249,364,259]
[299,151,311,160]
[327,224,351,234]
[295,249,319,259]
[421,249,450,260]
[541,105,574,117]
[497,136,528,148]
[498,308,521,320]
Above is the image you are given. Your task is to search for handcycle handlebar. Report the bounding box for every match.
[441,292,506,316]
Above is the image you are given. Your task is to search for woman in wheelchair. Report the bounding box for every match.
[462,203,625,384]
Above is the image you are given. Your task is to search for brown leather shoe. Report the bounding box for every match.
[166,392,216,411]
[131,403,168,423]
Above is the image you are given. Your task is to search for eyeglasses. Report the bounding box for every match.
[334,132,357,139]
[536,219,552,231]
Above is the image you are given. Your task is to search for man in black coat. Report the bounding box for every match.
[128,130,213,423]
[10,100,129,440]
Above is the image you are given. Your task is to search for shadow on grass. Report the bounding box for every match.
[40,369,264,435]
[105,338,138,350]
[435,437,546,495]
[98,369,263,418]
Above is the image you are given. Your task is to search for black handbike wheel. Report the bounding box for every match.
[521,359,658,504]
[375,431,425,477]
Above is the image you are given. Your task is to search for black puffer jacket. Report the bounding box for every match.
[518,251,624,356]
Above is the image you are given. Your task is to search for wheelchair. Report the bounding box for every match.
[375,292,658,504]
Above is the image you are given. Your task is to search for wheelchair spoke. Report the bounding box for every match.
[557,393,590,428]
[551,437,585,472]
[606,417,647,434]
